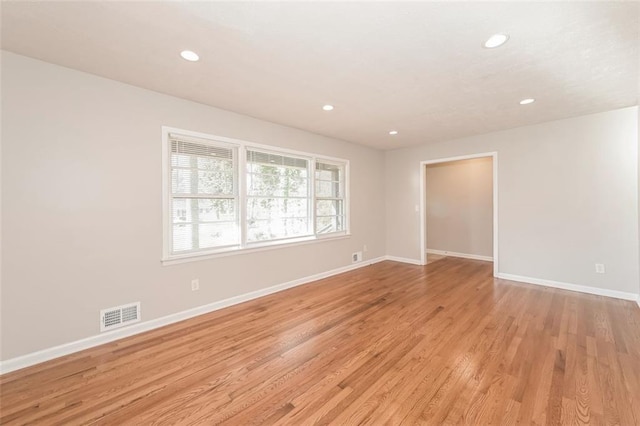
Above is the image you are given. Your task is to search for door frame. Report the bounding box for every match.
[419,152,498,276]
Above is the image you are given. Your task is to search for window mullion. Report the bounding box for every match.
[238,146,247,249]
[189,155,200,250]
[310,158,316,236]
[345,161,350,234]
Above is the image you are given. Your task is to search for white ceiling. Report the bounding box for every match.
[2,1,639,150]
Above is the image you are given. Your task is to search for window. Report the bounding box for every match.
[169,136,239,253]
[315,161,346,234]
[163,128,349,262]
[246,150,311,242]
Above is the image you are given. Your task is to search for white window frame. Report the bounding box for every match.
[167,133,240,255]
[245,147,313,244]
[314,159,348,236]
[162,126,350,265]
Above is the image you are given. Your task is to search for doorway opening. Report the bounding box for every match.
[419,152,498,276]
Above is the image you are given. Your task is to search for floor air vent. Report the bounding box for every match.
[100,302,141,332]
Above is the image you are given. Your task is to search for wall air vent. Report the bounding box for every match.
[100,302,141,332]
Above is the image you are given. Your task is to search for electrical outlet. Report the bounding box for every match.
[352,251,363,263]
[595,264,605,274]
[191,279,200,291]
[363,245,368,252]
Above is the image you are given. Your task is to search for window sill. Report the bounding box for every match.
[161,232,351,266]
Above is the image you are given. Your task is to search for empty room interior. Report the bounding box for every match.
[1,1,640,424]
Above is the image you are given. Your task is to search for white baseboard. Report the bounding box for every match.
[0,256,386,375]
[426,249,493,262]
[637,295,640,309]
[496,272,639,302]
[384,255,424,266]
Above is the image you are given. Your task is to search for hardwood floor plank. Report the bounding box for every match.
[1,258,639,425]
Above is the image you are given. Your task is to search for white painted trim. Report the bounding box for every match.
[636,294,640,309]
[161,127,171,261]
[0,256,386,375]
[384,255,424,265]
[496,273,639,301]
[493,153,499,276]
[420,163,426,265]
[425,249,493,262]
[162,234,351,266]
[419,152,498,275]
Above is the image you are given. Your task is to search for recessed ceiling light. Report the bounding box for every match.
[389,130,398,135]
[322,105,334,111]
[519,98,535,105]
[483,34,509,49]
[180,50,200,62]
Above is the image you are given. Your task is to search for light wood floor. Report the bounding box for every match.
[426,253,447,264]
[2,258,640,425]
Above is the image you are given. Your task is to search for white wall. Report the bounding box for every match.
[425,157,493,258]
[386,107,639,295]
[2,50,639,364]
[0,52,386,361]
